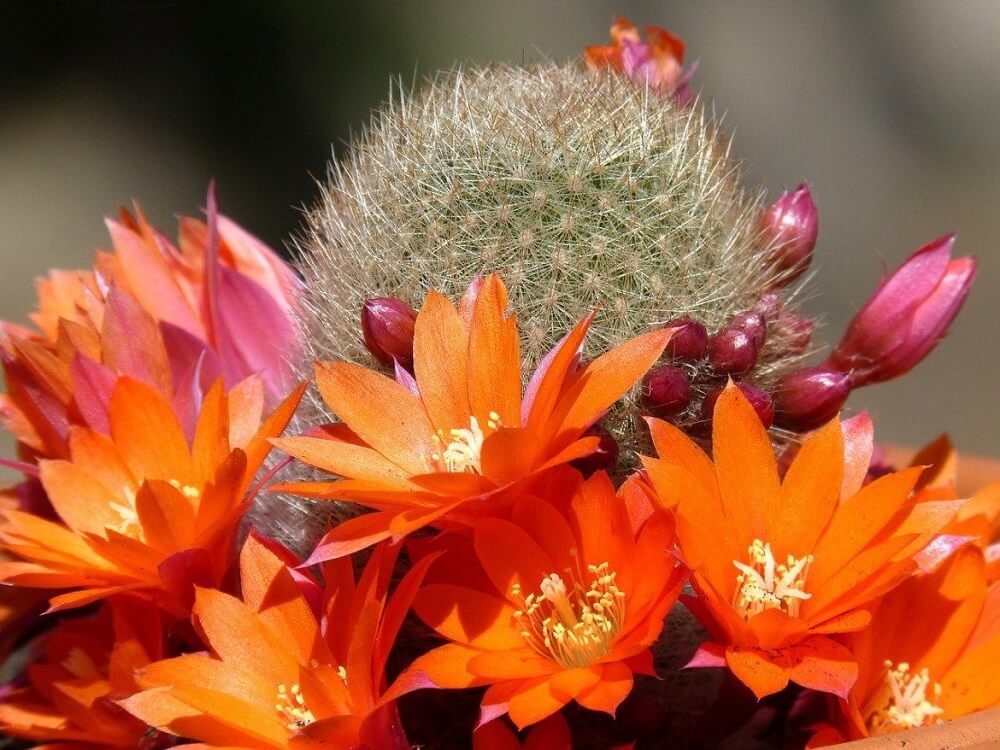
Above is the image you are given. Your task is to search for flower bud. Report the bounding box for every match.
[642,364,691,416]
[761,183,818,284]
[827,235,976,388]
[702,382,774,428]
[708,328,758,375]
[777,309,814,354]
[570,425,620,477]
[663,317,709,361]
[360,297,417,369]
[775,366,851,431]
[730,310,767,349]
[754,292,782,320]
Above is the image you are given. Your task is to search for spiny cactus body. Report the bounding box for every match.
[259,62,817,553]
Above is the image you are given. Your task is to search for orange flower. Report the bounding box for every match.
[0,376,304,614]
[0,599,167,747]
[643,384,966,700]
[391,471,684,729]
[585,18,689,94]
[120,534,433,749]
[0,184,301,466]
[809,545,1000,744]
[275,274,671,562]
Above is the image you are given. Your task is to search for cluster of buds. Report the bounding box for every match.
[775,234,976,431]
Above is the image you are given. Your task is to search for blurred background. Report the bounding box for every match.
[2,0,998,473]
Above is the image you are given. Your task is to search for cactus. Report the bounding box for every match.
[257,61,817,553]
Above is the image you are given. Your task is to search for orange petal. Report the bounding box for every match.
[644,416,717,498]
[473,518,558,603]
[415,584,523,650]
[771,418,843,558]
[272,435,412,486]
[109,378,191,485]
[468,275,522,429]
[507,676,570,730]
[413,290,470,433]
[809,467,923,589]
[314,362,433,476]
[725,646,790,700]
[712,383,780,544]
[573,661,634,716]
[548,327,671,440]
[787,637,858,699]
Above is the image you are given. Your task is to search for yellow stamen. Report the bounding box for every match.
[732,539,812,619]
[868,661,944,734]
[275,683,316,732]
[429,411,502,474]
[512,551,626,669]
[108,484,143,540]
[168,478,201,499]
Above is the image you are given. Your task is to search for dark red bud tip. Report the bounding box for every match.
[702,382,774,429]
[571,425,620,477]
[361,297,417,369]
[663,317,709,361]
[762,182,818,286]
[775,366,851,431]
[642,364,691,417]
[730,311,767,349]
[709,328,758,375]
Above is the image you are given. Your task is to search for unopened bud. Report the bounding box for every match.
[361,297,417,369]
[663,317,709,361]
[709,328,758,375]
[730,311,767,349]
[571,425,620,477]
[761,183,818,285]
[702,382,774,428]
[642,364,691,417]
[777,310,814,354]
[775,366,851,431]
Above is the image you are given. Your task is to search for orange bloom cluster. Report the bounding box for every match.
[1,185,998,748]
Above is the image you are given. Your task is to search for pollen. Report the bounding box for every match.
[108,485,144,541]
[732,539,812,619]
[512,551,626,669]
[275,683,316,732]
[868,661,944,734]
[429,412,501,474]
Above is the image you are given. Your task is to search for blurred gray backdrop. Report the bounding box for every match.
[2,1,998,477]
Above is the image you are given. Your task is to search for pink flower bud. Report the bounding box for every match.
[571,425,620,477]
[663,317,709,361]
[730,311,767,349]
[775,366,851,431]
[642,364,691,416]
[761,183,818,284]
[709,328,758,375]
[826,235,977,388]
[361,297,417,369]
[702,382,774,428]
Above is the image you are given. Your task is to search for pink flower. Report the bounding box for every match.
[827,234,976,387]
[585,18,695,100]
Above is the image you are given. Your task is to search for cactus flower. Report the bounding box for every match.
[585,18,690,94]
[828,235,977,388]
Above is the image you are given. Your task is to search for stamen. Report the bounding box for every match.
[868,661,944,734]
[275,683,316,731]
[732,539,812,619]
[168,478,201,499]
[429,412,502,474]
[512,552,626,669]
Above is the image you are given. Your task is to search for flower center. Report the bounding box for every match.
[275,683,315,732]
[168,478,201,500]
[868,661,944,734]
[429,412,501,473]
[511,553,626,669]
[732,539,812,619]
